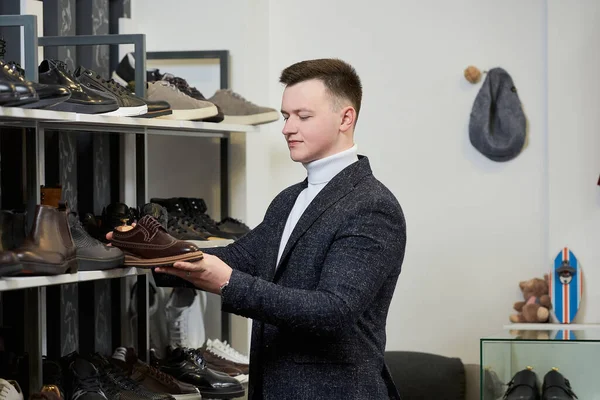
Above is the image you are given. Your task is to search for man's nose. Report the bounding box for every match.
[282,117,297,135]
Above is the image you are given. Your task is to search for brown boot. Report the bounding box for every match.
[0,203,77,276]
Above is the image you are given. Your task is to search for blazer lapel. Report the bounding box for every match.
[272,156,372,282]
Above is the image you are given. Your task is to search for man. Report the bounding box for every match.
[158,59,406,399]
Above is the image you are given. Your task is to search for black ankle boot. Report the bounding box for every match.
[503,367,540,400]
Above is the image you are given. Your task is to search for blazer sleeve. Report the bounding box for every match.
[201,219,269,276]
[221,196,406,337]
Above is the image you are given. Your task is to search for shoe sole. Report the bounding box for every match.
[220,111,280,125]
[198,387,246,399]
[156,105,218,121]
[3,258,79,276]
[123,251,204,268]
[76,255,125,271]
[171,393,203,400]
[48,101,119,114]
[137,108,173,118]
[100,104,148,117]
[20,95,70,110]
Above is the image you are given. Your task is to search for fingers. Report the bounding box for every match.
[106,231,113,241]
[172,261,198,270]
[154,266,190,279]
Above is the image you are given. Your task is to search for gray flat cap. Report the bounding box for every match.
[469,68,526,162]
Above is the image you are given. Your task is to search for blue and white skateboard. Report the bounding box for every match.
[549,247,583,324]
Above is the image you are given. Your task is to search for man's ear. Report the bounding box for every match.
[339,106,356,133]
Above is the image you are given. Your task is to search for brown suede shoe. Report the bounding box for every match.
[110,215,203,268]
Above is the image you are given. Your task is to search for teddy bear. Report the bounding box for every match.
[509,274,552,323]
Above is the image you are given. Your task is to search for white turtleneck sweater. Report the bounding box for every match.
[276,144,359,267]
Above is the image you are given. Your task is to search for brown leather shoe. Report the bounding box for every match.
[112,347,202,400]
[198,349,245,377]
[0,203,77,276]
[110,215,204,268]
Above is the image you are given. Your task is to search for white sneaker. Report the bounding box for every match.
[166,288,205,349]
[0,379,23,400]
[206,338,249,365]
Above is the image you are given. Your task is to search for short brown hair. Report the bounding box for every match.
[279,58,362,121]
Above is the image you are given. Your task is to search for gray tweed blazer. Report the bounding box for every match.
[205,155,406,400]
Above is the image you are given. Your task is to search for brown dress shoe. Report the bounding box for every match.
[0,203,77,276]
[110,215,204,268]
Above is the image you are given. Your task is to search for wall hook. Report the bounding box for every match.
[464,65,487,84]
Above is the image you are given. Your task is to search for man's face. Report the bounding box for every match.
[280,79,343,163]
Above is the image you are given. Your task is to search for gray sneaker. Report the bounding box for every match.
[68,212,124,271]
[147,80,218,121]
[209,89,279,125]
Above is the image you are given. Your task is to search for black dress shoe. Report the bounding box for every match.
[0,78,38,107]
[0,80,22,106]
[74,66,148,117]
[152,347,245,400]
[542,369,577,399]
[38,59,119,114]
[503,368,540,400]
[0,60,70,109]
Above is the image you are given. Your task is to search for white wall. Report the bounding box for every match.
[131,0,600,367]
[547,0,600,323]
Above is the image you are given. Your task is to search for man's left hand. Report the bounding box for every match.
[155,254,233,295]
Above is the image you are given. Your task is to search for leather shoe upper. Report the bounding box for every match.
[503,368,540,400]
[542,370,577,399]
[154,347,242,392]
[110,215,200,259]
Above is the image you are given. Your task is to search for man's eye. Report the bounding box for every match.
[282,116,289,121]
[299,116,310,120]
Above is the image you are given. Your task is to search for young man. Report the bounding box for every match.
[158,58,407,399]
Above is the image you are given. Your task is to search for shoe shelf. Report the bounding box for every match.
[0,106,259,137]
[0,267,149,292]
[504,323,600,330]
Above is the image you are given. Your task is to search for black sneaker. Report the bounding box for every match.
[217,217,250,238]
[152,347,245,400]
[68,356,108,400]
[73,66,148,117]
[99,202,138,243]
[149,198,218,241]
[38,60,118,114]
[182,198,238,240]
[89,353,175,400]
[1,60,71,109]
[68,212,124,271]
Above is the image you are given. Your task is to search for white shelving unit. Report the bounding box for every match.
[0,106,258,136]
[0,267,149,292]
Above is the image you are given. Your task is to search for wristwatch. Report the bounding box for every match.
[219,280,230,296]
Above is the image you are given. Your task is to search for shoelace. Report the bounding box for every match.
[162,74,206,99]
[221,89,257,106]
[54,60,72,75]
[0,384,11,400]
[74,374,104,395]
[144,363,175,384]
[220,216,245,226]
[184,349,207,369]
[0,37,5,59]
[92,72,130,96]
[139,215,164,239]
[211,339,249,363]
[156,80,193,99]
[169,313,189,347]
